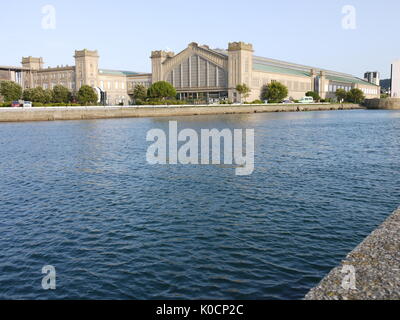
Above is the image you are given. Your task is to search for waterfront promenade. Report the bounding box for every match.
[0,103,361,122]
[306,208,400,300]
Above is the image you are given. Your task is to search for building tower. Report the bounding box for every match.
[74,49,99,90]
[391,61,400,98]
[227,42,253,102]
[150,50,174,83]
[364,71,380,86]
[21,57,44,88]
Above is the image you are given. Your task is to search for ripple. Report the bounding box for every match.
[0,110,399,300]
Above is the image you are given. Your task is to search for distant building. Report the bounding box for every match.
[364,71,380,86]
[391,60,400,98]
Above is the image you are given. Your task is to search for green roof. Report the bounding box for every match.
[99,69,142,76]
[253,63,311,77]
[326,75,379,86]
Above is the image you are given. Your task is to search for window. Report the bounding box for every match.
[115,81,118,89]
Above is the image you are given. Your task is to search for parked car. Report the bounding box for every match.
[299,96,314,104]
[281,99,294,104]
[23,101,32,108]
[11,101,21,108]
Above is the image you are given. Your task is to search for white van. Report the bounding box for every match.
[299,97,314,104]
[23,101,33,108]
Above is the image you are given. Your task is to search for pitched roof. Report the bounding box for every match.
[99,69,145,76]
[211,48,378,86]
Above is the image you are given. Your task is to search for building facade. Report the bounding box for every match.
[151,42,380,102]
[364,71,380,86]
[1,49,151,105]
[391,60,400,98]
[1,42,380,104]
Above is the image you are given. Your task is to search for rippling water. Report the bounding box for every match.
[0,110,399,300]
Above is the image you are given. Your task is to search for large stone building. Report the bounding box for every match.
[151,42,380,102]
[1,49,151,105]
[1,42,380,104]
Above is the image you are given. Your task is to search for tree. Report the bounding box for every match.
[52,85,71,104]
[346,88,365,104]
[0,81,22,101]
[148,81,177,100]
[23,87,53,103]
[305,91,321,102]
[77,85,98,105]
[236,84,251,102]
[335,88,347,103]
[262,82,288,103]
[132,84,147,101]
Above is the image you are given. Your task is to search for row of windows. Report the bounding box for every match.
[35,72,73,81]
[99,81,125,90]
[252,78,311,92]
[128,81,151,89]
[360,87,378,95]
[327,84,352,93]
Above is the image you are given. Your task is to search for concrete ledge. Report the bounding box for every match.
[305,208,400,300]
[0,103,361,123]
[365,98,400,110]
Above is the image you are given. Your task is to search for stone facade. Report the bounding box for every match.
[2,49,151,105]
[2,42,380,105]
[151,41,381,102]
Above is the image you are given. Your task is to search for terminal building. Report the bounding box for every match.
[1,42,380,104]
[151,42,380,102]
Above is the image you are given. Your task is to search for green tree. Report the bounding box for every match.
[346,88,365,104]
[52,85,71,104]
[77,85,98,105]
[148,81,177,100]
[236,84,251,102]
[23,87,51,103]
[305,91,321,102]
[23,88,35,102]
[132,84,147,101]
[262,82,288,103]
[335,88,347,103]
[0,81,22,101]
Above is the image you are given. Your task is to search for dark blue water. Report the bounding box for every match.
[0,110,399,300]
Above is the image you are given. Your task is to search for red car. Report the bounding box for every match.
[11,101,21,108]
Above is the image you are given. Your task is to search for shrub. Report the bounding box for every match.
[236,84,251,102]
[346,88,365,104]
[77,85,98,105]
[148,81,177,100]
[52,85,72,104]
[262,82,288,103]
[0,81,22,101]
[132,84,147,101]
[335,89,347,103]
[305,91,321,102]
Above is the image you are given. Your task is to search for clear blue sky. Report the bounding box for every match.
[1,0,398,78]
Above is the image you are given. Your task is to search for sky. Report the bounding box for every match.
[1,0,399,78]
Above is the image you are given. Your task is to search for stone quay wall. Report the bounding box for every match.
[305,208,400,300]
[0,103,361,123]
